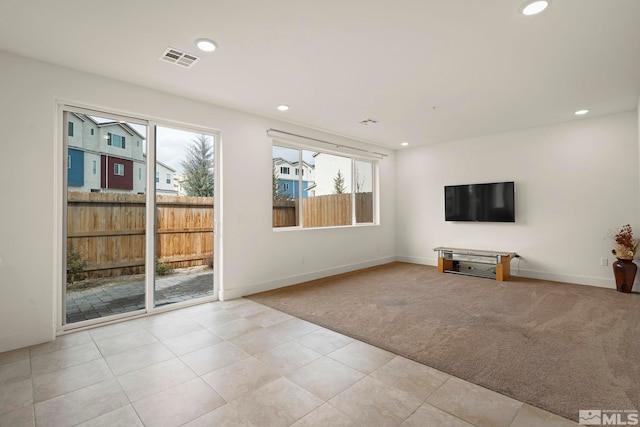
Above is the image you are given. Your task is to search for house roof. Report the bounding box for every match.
[1,1,638,149]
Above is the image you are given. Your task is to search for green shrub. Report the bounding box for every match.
[67,245,88,284]
[156,260,173,276]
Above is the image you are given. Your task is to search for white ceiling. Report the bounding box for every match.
[1,0,639,149]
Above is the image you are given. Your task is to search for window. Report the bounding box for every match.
[155,172,160,183]
[68,155,71,169]
[139,168,142,180]
[92,160,97,175]
[107,133,126,148]
[137,140,140,147]
[272,144,376,228]
[166,173,171,184]
[90,129,94,136]
[114,163,125,176]
[68,122,74,137]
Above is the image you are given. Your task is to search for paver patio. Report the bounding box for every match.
[66,271,214,323]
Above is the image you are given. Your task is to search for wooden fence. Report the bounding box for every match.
[273,193,373,228]
[67,192,213,279]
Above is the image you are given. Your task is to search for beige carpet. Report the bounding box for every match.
[247,262,640,421]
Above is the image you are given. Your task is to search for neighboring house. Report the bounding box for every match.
[273,157,315,198]
[67,113,176,195]
[151,157,178,195]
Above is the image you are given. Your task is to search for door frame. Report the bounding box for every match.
[56,102,222,333]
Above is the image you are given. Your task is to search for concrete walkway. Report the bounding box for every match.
[66,271,214,323]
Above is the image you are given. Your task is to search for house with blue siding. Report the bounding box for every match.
[273,157,315,198]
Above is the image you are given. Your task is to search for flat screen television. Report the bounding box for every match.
[444,181,515,222]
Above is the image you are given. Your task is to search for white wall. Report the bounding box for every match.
[0,50,396,352]
[396,111,639,289]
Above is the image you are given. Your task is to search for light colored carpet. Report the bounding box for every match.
[247,262,640,421]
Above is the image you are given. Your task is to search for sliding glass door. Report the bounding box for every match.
[62,106,218,328]
[154,126,215,306]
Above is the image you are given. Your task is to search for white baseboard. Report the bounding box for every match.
[219,256,396,301]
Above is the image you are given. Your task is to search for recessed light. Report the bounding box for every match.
[277,105,290,111]
[574,109,589,115]
[196,39,217,52]
[401,142,409,146]
[521,0,549,16]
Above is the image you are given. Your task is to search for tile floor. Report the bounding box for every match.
[0,298,578,427]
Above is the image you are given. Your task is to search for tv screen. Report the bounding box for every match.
[445,182,515,222]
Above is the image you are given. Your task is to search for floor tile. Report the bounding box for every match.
[231,377,323,427]
[137,310,188,328]
[179,341,249,375]
[327,340,395,374]
[33,378,129,427]
[214,298,251,309]
[116,357,196,402]
[0,378,32,415]
[144,317,203,341]
[0,348,30,366]
[329,376,423,427]
[286,356,365,401]
[161,328,221,355]
[0,405,34,427]
[94,329,158,357]
[244,308,294,327]
[295,328,354,355]
[399,402,475,427]
[207,318,262,340]
[267,318,321,341]
[370,356,450,401]
[32,358,113,403]
[228,328,290,355]
[291,403,356,427]
[178,302,222,319]
[88,320,146,342]
[255,342,322,375]
[29,331,92,358]
[0,358,31,387]
[224,301,270,317]
[75,405,143,427]
[133,378,225,427]
[510,403,579,427]
[202,357,280,402]
[192,310,241,328]
[184,404,255,427]
[30,343,102,376]
[104,342,175,376]
[426,377,522,427]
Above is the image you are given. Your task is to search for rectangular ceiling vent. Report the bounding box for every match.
[160,47,200,68]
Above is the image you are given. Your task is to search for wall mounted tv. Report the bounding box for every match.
[444,181,515,222]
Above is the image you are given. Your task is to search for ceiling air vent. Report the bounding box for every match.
[160,47,201,68]
[358,119,378,126]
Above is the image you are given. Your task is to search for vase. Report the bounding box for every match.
[612,258,637,293]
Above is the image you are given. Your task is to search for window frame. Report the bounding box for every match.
[114,163,125,176]
[272,139,379,230]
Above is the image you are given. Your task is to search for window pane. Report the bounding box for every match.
[154,127,214,306]
[65,112,147,324]
[273,146,300,227]
[304,151,351,228]
[355,160,374,223]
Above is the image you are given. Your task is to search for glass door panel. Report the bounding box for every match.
[154,126,215,306]
[64,111,147,324]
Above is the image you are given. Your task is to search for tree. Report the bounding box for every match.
[273,165,289,200]
[355,168,366,193]
[333,169,347,194]
[181,134,214,197]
